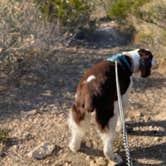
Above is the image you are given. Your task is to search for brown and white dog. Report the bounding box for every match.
[68,49,156,163]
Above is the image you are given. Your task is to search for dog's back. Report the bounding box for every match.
[73,60,131,129]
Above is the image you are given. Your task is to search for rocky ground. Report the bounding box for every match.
[0,43,166,165]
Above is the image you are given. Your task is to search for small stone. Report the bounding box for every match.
[0,48,2,53]
[45,160,50,164]
[12,145,18,150]
[58,149,63,154]
[154,137,161,142]
[107,160,116,166]
[95,157,107,165]
[90,160,96,166]
[149,125,153,131]
[22,109,37,118]
[28,142,55,160]
[64,162,71,166]
[86,155,91,161]
[85,140,92,147]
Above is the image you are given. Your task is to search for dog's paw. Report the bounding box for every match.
[105,151,123,164]
[69,142,80,153]
[116,123,122,133]
[112,153,123,164]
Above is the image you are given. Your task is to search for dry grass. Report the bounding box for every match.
[127,0,166,58]
[0,0,63,75]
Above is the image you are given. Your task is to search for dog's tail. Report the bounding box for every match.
[71,91,94,124]
[71,104,85,124]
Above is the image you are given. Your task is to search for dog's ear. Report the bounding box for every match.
[138,49,153,58]
[138,49,153,77]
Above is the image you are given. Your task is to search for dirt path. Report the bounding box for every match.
[0,48,166,166]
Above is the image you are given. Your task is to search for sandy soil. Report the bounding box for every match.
[0,47,166,166]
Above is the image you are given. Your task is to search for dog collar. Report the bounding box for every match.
[107,53,132,75]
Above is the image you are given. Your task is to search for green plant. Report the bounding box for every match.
[109,0,130,20]
[34,0,93,32]
[0,0,61,75]
[162,29,166,44]
[0,129,9,143]
[109,0,150,20]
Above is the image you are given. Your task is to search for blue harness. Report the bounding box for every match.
[106,53,122,62]
[106,53,132,74]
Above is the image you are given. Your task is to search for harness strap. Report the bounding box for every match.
[106,53,122,62]
[107,53,132,75]
[118,56,132,74]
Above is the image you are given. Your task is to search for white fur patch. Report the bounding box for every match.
[86,75,96,83]
[124,49,140,72]
[75,93,77,100]
[152,58,157,68]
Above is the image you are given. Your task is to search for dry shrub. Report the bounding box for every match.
[0,128,9,143]
[34,0,93,32]
[0,0,63,75]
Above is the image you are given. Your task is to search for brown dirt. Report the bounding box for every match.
[0,47,166,166]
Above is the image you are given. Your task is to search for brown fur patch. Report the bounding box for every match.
[72,60,132,130]
[139,49,153,77]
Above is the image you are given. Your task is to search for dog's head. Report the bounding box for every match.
[138,49,156,78]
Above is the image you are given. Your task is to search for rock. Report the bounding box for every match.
[107,160,116,166]
[64,162,72,166]
[95,157,107,166]
[154,137,160,142]
[0,48,2,53]
[28,143,55,160]
[90,160,96,166]
[22,109,37,117]
[85,140,92,147]
[85,155,91,161]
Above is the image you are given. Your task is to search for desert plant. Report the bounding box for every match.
[33,0,94,32]
[109,0,150,21]
[138,2,166,28]
[0,0,62,75]
[0,128,9,143]
[137,32,154,45]
[162,28,166,44]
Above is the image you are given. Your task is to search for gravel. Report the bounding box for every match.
[0,47,166,166]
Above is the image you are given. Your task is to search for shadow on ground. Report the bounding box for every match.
[0,52,103,120]
[127,120,166,137]
[0,51,165,122]
[70,25,135,48]
[131,142,166,166]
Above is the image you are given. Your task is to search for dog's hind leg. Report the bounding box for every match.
[99,102,123,163]
[68,107,90,152]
